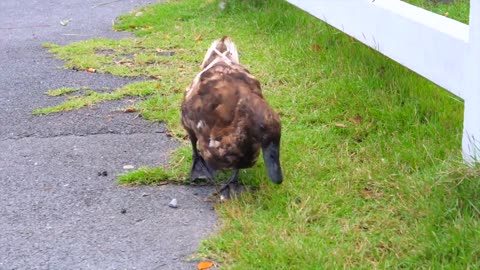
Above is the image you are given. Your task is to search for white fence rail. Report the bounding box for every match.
[285,0,480,163]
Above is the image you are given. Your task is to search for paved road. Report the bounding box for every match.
[0,0,216,269]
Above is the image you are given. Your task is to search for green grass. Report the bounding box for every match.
[118,147,191,185]
[403,0,469,23]
[118,166,175,185]
[45,87,79,97]
[43,0,479,268]
[33,81,158,114]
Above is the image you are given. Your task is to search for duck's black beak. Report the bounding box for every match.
[262,142,283,184]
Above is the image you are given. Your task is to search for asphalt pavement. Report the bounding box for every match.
[0,0,216,269]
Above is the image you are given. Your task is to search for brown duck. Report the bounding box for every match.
[181,37,283,197]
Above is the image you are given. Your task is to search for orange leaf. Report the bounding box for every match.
[348,115,363,126]
[197,261,214,270]
[360,186,383,200]
[312,44,322,51]
[124,107,136,113]
[149,74,162,80]
[86,67,96,73]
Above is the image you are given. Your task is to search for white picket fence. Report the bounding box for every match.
[286,0,480,164]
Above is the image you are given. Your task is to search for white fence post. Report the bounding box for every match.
[462,1,480,163]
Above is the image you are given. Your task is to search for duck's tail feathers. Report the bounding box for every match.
[201,36,239,69]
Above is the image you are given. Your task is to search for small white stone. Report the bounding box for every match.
[123,165,135,170]
[168,198,178,208]
[219,1,226,10]
[60,19,71,26]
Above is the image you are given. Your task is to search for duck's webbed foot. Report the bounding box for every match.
[218,170,246,201]
[190,155,215,183]
[189,136,214,183]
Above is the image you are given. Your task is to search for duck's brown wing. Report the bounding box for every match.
[181,62,263,170]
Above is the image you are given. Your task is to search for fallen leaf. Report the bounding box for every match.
[86,67,96,73]
[334,123,347,128]
[116,60,134,67]
[348,115,363,126]
[360,187,383,200]
[145,25,154,30]
[195,34,203,41]
[124,107,137,113]
[164,34,171,40]
[444,12,449,17]
[150,75,162,80]
[312,44,322,51]
[197,261,214,270]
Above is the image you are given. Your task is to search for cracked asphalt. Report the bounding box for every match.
[0,0,216,269]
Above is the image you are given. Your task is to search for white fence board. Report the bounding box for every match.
[286,0,468,99]
[286,0,480,163]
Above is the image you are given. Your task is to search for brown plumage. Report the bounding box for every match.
[181,37,283,197]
